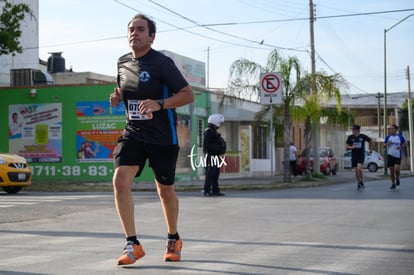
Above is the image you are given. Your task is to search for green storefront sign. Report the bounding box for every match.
[1,84,206,182]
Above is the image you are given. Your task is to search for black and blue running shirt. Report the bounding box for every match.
[117,49,189,145]
[346,134,371,160]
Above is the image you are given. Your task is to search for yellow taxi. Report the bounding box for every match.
[0,153,32,194]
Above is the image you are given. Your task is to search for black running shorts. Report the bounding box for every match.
[113,136,179,185]
[387,155,401,167]
[351,155,365,168]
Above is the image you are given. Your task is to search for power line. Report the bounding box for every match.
[112,0,276,50]
[316,51,369,94]
[122,0,308,52]
[24,36,125,50]
[199,8,414,27]
[30,4,413,62]
[28,0,264,52]
[145,0,409,95]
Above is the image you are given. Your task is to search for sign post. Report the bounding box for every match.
[260,72,283,176]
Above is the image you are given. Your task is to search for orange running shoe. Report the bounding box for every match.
[117,241,145,265]
[163,239,182,262]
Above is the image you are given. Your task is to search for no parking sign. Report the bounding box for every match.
[260,72,282,105]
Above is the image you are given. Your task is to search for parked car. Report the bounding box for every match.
[296,147,338,175]
[343,150,384,172]
[0,153,32,194]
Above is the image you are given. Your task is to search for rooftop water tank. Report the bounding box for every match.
[47,52,65,73]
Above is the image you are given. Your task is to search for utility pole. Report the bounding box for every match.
[407,66,414,174]
[309,0,316,74]
[376,92,384,153]
[206,47,210,90]
[309,0,320,173]
[383,28,388,176]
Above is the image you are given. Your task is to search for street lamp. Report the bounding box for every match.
[383,13,414,175]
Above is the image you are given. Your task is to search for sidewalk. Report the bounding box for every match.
[131,169,413,192]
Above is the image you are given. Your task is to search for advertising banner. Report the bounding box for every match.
[9,103,62,163]
[75,101,125,163]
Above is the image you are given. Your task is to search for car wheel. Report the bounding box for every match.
[324,165,331,175]
[367,163,378,172]
[2,186,23,194]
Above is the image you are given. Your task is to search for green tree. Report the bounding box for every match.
[227,49,301,182]
[293,72,347,175]
[0,0,31,56]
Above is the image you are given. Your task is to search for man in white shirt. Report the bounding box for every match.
[384,124,407,189]
[9,112,23,136]
[289,142,298,177]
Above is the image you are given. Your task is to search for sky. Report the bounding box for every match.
[38,0,414,95]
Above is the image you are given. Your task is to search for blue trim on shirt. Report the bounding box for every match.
[398,133,406,144]
[163,85,177,144]
[384,133,406,158]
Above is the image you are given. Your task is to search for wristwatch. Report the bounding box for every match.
[157,99,164,110]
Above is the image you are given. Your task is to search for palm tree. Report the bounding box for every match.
[227,49,301,182]
[293,72,347,175]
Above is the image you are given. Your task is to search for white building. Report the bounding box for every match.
[0,0,40,86]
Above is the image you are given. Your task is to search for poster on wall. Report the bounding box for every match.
[8,103,62,162]
[76,101,125,162]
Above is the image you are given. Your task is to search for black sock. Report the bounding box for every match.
[126,236,140,245]
[168,232,180,240]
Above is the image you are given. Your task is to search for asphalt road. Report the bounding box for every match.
[1,175,413,275]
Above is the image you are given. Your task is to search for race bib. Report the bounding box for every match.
[127,100,153,120]
[354,141,362,148]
